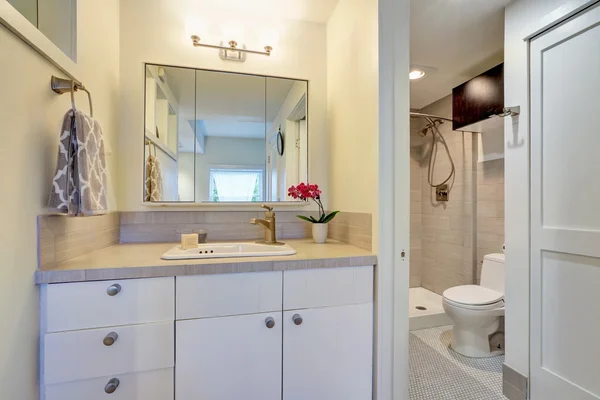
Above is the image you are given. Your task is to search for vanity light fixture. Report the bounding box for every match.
[191,35,273,61]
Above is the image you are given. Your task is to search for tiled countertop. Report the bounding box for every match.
[35,239,377,284]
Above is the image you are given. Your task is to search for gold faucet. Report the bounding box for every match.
[250,205,282,245]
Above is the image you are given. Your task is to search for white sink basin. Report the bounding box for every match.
[161,242,296,260]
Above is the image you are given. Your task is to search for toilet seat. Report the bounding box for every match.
[443,285,504,310]
[443,297,504,311]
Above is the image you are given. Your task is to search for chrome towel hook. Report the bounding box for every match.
[51,76,94,117]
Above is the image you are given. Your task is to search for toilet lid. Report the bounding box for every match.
[443,285,503,306]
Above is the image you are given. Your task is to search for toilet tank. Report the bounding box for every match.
[480,253,505,294]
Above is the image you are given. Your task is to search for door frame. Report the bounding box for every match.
[377,0,410,399]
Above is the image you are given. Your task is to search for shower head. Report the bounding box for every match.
[419,118,444,137]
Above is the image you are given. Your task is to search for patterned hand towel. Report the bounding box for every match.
[48,110,108,216]
[145,154,163,202]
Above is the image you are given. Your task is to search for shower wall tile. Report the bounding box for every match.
[433,229,465,246]
[478,201,505,218]
[410,127,424,287]
[476,158,505,283]
[478,233,505,252]
[477,217,505,235]
[417,95,477,295]
[412,96,506,291]
[477,183,505,201]
[411,189,422,203]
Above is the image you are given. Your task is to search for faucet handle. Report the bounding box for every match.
[260,205,273,212]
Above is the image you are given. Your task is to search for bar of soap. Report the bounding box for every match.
[181,233,199,250]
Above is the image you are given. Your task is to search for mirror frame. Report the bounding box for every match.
[142,63,310,206]
[0,1,79,80]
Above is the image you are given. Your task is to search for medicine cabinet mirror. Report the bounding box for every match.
[144,64,308,203]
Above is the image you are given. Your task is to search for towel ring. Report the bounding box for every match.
[51,76,94,117]
[145,138,158,157]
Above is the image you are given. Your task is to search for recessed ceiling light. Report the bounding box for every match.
[409,64,438,82]
[409,70,425,80]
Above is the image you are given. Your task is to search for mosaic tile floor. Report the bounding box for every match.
[409,325,507,400]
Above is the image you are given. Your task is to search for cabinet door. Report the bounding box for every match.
[176,312,282,400]
[283,303,373,400]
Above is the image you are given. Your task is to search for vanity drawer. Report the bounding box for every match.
[45,277,174,332]
[44,368,174,400]
[283,266,374,310]
[43,321,174,385]
[176,272,282,319]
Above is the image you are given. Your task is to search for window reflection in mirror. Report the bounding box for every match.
[8,0,77,60]
[193,70,267,202]
[143,64,308,203]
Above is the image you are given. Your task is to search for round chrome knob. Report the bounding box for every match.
[103,332,118,346]
[104,378,120,394]
[265,317,275,329]
[106,284,121,296]
[292,314,303,326]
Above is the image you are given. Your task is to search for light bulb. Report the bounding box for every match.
[409,70,426,80]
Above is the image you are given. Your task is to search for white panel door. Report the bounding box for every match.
[282,303,373,400]
[530,3,600,399]
[176,312,282,400]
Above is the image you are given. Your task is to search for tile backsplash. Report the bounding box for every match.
[328,212,373,251]
[38,213,120,269]
[120,211,312,243]
[38,210,374,269]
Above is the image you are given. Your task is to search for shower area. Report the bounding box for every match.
[408,96,479,330]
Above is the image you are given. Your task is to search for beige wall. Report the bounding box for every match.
[0,1,120,398]
[118,0,327,211]
[326,0,378,248]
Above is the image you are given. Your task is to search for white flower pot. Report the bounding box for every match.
[312,223,328,244]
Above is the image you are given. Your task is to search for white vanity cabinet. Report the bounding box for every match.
[40,266,374,400]
[282,267,374,400]
[176,312,283,400]
[175,271,283,400]
[40,277,175,400]
[282,304,374,400]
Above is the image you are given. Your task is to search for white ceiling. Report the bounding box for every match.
[410,0,511,109]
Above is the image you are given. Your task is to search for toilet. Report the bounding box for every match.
[442,253,505,358]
